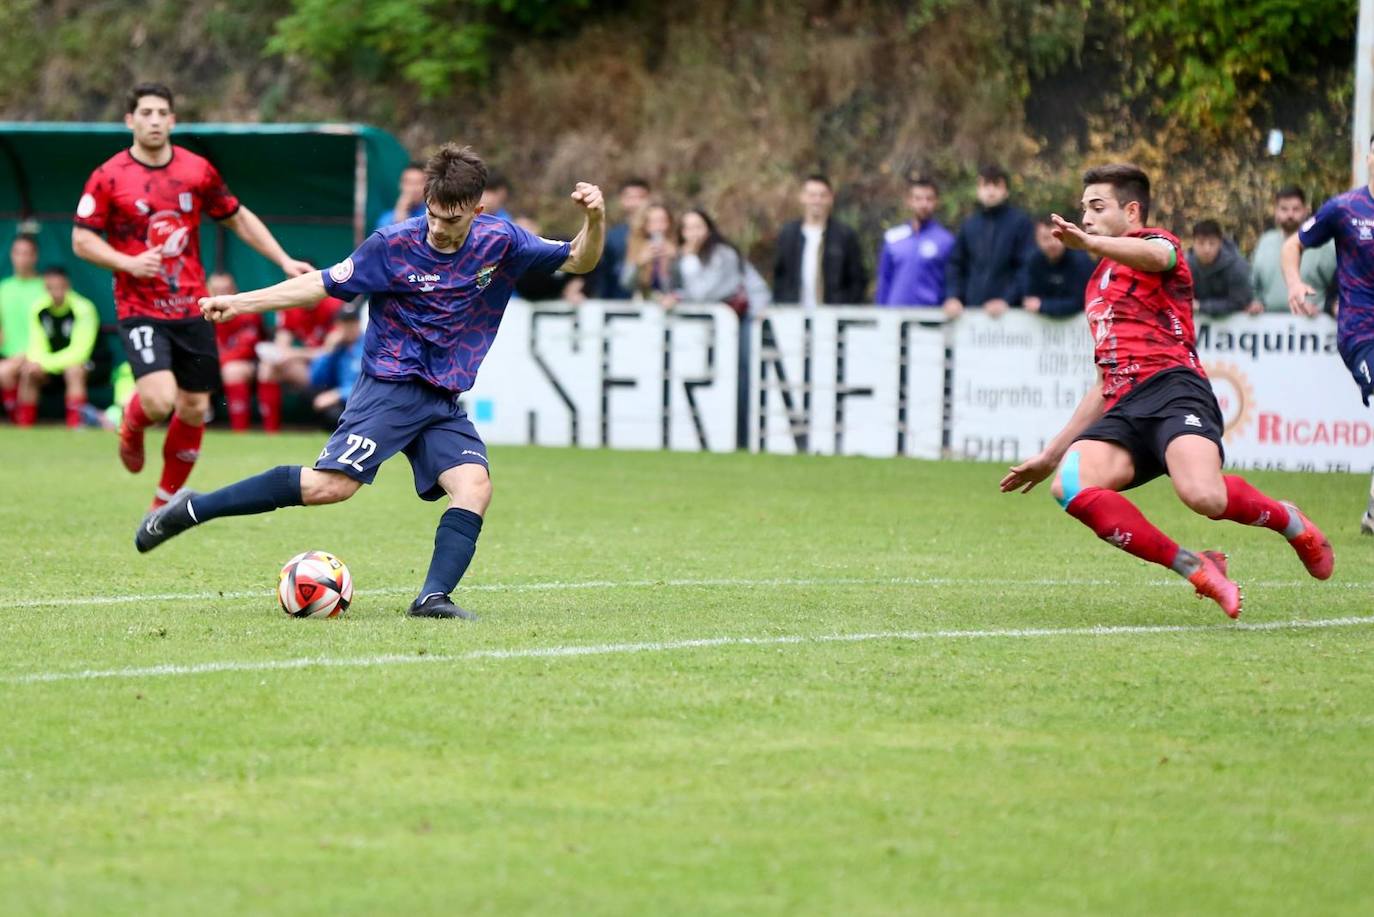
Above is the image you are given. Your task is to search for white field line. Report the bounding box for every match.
[2,574,1371,610]
[6,615,1374,686]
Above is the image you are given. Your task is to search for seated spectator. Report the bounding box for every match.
[666,208,748,316]
[256,293,344,432]
[875,177,955,307]
[1023,216,1095,317]
[0,235,45,419]
[480,171,513,222]
[621,203,677,301]
[593,178,652,300]
[0,266,98,427]
[944,164,1035,317]
[308,299,366,431]
[512,216,586,304]
[1250,185,1337,314]
[772,174,867,307]
[1187,220,1252,317]
[208,272,266,432]
[374,162,427,230]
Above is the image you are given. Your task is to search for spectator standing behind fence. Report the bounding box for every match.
[1,266,98,427]
[663,208,750,315]
[1187,220,1252,317]
[621,203,677,301]
[0,235,46,419]
[209,271,265,432]
[1250,186,1337,314]
[875,177,955,307]
[308,298,365,431]
[772,174,867,307]
[375,162,427,230]
[480,171,513,222]
[595,179,651,299]
[1023,216,1094,317]
[943,164,1035,318]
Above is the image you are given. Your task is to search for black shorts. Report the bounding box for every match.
[118,317,221,393]
[1075,367,1225,489]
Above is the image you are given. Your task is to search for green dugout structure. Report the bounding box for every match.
[0,122,412,324]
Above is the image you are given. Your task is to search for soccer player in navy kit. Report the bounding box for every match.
[134,144,606,619]
[1282,139,1374,532]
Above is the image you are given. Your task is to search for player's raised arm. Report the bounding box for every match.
[220,205,315,277]
[200,271,327,323]
[1051,214,1174,273]
[560,182,606,274]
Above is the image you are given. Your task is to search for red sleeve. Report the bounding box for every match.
[74,166,112,232]
[202,160,241,221]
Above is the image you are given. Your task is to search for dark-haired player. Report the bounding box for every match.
[1001,163,1332,618]
[72,82,313,508]
[1282,136,1374,532]
[134,143,605,620]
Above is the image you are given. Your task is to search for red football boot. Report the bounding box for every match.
[1188,550,1242,619]
[1282,503,1334,581]
[118,415,145,473]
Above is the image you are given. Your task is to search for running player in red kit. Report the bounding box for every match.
[72,83,313,507]
[1000,163,1333,618]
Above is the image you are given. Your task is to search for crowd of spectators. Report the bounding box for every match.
[0,162,1343,428]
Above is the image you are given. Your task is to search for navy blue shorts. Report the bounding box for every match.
[313,374,488,501]
[1339,339,1374,407]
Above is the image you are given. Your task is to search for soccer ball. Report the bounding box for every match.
[277,550,353,618]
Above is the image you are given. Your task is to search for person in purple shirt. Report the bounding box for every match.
[875,177,955,307]
[1283,137,1374,532]
[134,143,606,620]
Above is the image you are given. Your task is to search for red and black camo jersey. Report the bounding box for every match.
[1085,227,1205,409]
[74,146,240,321]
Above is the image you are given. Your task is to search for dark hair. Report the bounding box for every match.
[41,264,68,278]
[485,170,510,193]
[403,161,425,174]
[11,234,38,250]
[978,164,1009,185]
[1275,185,1306,205]
[1192,219,1223,240]
[424,143,488,210]
[1082,162,1152,224]
[620,177,651,192]
[679,207,738,265]
[909,175,939,194]
[126,82,174,114]
[803,173,833,191]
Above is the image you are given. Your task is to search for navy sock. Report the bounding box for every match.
[188,465,305,524]
[418,508,484,601]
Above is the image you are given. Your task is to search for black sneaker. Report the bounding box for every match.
[407,593,478,620]
[134,489,201,554]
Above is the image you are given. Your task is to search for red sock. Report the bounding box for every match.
[225,381,253,432]
[65,397,86,429]
[1066,487,1181,569]
[1209,475,1291,533]
[259,381,281,433]
[158,415,204,499]
[15,402,37,426]
[1,387,15,418]
[124,391,152,433]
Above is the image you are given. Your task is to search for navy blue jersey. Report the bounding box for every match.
[1299,187,1374,350]
[323,214,570,393]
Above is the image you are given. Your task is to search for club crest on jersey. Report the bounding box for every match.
[329,258,354,284]
[475,263,498,290]
[179,192,193,213]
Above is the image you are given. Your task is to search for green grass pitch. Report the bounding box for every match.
[2,427,1373,914]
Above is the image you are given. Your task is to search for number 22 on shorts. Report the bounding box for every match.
[338,434,376,472]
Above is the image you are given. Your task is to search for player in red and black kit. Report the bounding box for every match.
[1000,163,1333,618]
[207,271,265,432]
[256,293,344,433]
[72,82,313,507]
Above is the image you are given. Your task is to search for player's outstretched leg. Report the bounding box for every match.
[409,464,489,621]
[135,464,311,553]
[1201,475,1334,581]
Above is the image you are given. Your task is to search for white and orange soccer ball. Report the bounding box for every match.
[277,550,353,618]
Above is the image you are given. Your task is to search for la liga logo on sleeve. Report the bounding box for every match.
[329,258,355,284]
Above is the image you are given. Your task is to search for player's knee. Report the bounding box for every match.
[1176,479,1226,516]
[174,395,209,424]
[301,470,360,506]
[1052,450,1082,510]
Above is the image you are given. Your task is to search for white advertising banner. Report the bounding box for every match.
[949,311,1371,473]
[747,307,946,458]
[465,301,740,452]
